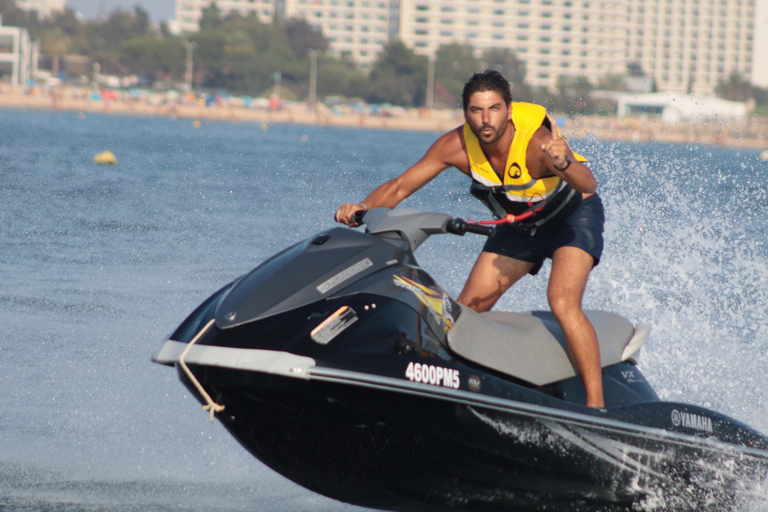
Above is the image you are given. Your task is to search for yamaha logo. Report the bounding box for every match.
[671,409,713,433]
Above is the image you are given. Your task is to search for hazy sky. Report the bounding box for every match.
[66,0,176,22]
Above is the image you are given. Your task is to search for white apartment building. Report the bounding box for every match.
[0,18,35,86]
[176,0,397,65]
[285,0,399,66]
[627,0,759,95]
[175,0,767,93]
[13,0,65,17]
[399,0,628,89]
[176,0,279,33]
[755,0,768,88]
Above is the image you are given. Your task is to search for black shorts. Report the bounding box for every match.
[482,193,605,275]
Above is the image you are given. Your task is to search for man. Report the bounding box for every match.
[335,70,605,408]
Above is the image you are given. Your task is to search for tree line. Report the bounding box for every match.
[2,0,766,114]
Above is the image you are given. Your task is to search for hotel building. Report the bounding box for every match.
[13,0,65,17]
[174,0,768,93]
[626,0,759,95]
[399,0,628,89]
[176,0,280,33]
[0,17,36,86]
[284,0,399,66]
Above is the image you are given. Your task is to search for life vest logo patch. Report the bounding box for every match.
[507,162,522,180]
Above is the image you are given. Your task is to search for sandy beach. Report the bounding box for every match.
[2,84,767,149]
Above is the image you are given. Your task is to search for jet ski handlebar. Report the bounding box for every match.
[353,209,495,237]
[352,210,369,225]
[446,218,495,237]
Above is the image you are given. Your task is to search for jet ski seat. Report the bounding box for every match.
[446,306,648,386]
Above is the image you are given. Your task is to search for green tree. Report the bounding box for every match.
[7,3,380,100]
[134,6,151,35]
[480,48,529,100]
[597,73,628,91]
[189,30,228,87]
[120,37,184,75]
[39,27,71,76]
[46,8,81,37]
[715,72,752,102]
[102,8,149,46]
[285,18,328,60]
[316,55,369,99]
[219,12,268,44]
[434,43,480,107]
[199,1,223,31]
[367,41,428,106]
[555,75,595,114]
[751,85,768,107]
[0,0,31,27]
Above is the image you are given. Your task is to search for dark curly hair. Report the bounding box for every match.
[462,70,513,111]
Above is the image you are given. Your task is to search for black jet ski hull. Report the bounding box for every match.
[178,360,768,512]
[154,210,768,511]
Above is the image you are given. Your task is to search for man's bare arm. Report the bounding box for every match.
[335,127,467,225]
[530,126,596,194]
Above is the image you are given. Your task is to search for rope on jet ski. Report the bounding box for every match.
[178,318,226,422]
[466,195,546,226]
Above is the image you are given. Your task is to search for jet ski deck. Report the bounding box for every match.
[153,208,768,511]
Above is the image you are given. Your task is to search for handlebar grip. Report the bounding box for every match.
[464,224,495,236]
[446,218,495,237]
[353,210,367,225]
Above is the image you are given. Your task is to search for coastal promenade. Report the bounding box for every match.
[2,85,766,149]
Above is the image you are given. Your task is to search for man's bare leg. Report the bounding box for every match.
[457,251,534,312]
[548,246,604,408]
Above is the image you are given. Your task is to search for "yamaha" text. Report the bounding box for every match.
[671,409,713,433]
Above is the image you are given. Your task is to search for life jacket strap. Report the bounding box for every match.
[469,179,581,235]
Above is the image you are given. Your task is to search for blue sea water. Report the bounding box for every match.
[1,108,767,511]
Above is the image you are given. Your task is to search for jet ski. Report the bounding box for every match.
[153,207,768,511]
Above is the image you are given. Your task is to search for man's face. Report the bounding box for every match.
[465,91,511,146]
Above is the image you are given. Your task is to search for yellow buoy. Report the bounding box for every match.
[760,150,768,162]
[261,123,269,131]
[94,151,117,166]
[193,120,202,128]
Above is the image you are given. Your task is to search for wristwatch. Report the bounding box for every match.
[556,155,572,172]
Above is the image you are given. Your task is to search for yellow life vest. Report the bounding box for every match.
[464,102,585,203]
[463,102,586,226]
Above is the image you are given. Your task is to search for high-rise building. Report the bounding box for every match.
[627,0,758,95]
[0,17,35,86]
[174,0,768,93]
[13,0,65,18]
[175,0,397,65]
[176,0,278,33]
[399,0,628,89]
[285,0,399,66]
[746,0,768,88]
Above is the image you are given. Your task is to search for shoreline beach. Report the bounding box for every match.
[2,85,766,149]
